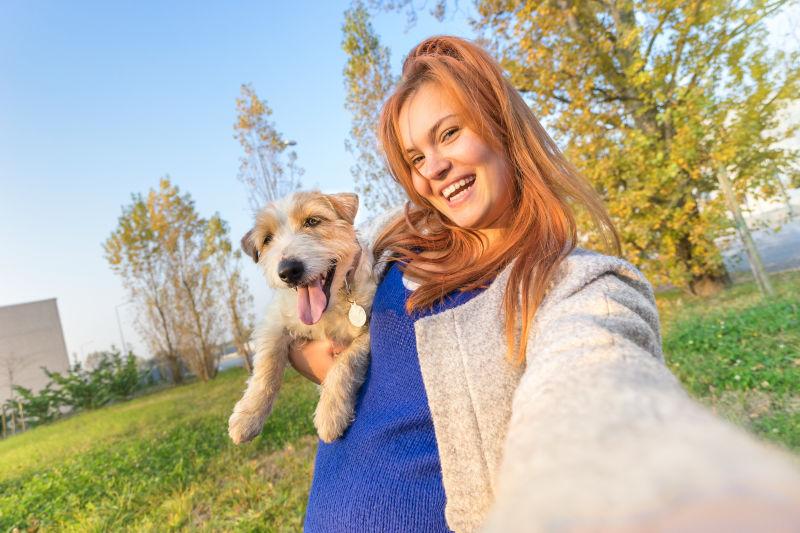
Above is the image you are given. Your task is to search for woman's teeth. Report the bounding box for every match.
[443,176,476,201]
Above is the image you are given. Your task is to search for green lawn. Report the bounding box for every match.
[0,369,319,531]
[1,269,798,531]
[657,268,800,451]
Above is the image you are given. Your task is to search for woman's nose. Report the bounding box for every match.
[422,152,451,182]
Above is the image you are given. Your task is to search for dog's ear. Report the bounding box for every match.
[240,229,259,263]
[326,193,359,225]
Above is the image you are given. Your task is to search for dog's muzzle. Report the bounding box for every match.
[278,257,338,326]
[278,258,305,286]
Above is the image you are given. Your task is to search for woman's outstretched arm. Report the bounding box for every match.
[484,263,800,531]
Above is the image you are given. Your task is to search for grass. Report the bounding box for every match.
[657,268,800,452]
[0,369,319,531]
[1,269,798,530]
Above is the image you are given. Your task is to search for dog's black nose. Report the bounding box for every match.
[278,258,305,285]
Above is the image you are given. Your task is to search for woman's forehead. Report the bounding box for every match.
[398,83,459,148]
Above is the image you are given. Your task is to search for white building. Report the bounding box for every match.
[0,298,70,403]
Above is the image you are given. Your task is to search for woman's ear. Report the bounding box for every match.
[326,193,359,224]
[240,229,258,263]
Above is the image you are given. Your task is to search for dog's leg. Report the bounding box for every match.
[314,333,371,443]
[228,324,291,444]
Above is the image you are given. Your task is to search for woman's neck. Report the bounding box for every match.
[477,227,507,249]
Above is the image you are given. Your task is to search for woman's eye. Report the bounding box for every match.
[410,154,425,167]
[263,234,273,246]
[303,217,321,228]
[442,127,459,141]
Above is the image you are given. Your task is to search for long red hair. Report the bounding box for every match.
[375,36,619,362]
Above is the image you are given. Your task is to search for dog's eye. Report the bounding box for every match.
[303,217,321,228]
[263,234,273,246]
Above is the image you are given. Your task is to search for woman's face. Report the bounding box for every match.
[398,83,514,232]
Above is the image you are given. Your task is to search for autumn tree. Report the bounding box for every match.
[104,187,184,383]
[234,83,304,210]
[343,1,406,212]
[105,178,226,382]
[360,0,800,294]
[206,215,256,374]
[164,189,224,382]
[481,0,799,294]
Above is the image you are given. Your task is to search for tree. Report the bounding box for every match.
[206,215,256,374]
[343,1,406,212]
[104,184,184,384]
[363,0,800,294]
[234,83,304,210]
[105,178,225,382]
[473,0,800,294]
[164,195,224,382]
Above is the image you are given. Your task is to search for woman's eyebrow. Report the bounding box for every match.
[405,113,458,153]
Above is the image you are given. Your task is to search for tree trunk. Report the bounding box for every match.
[153,298,182,384]
[717,170,774,298]
[689,272,732,297]
[166,353,183,384]
[17,400,26,432]
[207,355,218,380]
[235,335,254,374]
[181,277,216,382]
[197,351,210,382]
[231,306,254,374]
[675,232,731,297]
[239,343,254,374]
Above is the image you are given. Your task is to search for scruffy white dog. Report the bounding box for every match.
[228,191,376,444]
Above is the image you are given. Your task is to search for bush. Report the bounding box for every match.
[6,384,62,427]
[4,348,149,433]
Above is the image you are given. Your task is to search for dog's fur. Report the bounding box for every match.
[228,191,376,444]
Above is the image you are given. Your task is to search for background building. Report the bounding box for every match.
[0,299,70,403]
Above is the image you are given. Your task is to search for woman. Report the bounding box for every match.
[295,36,800,532]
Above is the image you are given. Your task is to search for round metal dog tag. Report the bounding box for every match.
[348,302,367,327]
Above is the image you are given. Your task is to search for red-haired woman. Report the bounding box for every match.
[293,36,800,532]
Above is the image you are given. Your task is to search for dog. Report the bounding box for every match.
[228,190,376,444]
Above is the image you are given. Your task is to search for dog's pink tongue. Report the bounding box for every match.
[297,278,327,325]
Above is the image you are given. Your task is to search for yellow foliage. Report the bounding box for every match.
[475,0,799,290]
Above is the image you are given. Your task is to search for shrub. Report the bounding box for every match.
[4,348,149,433]
[7,384,63,426]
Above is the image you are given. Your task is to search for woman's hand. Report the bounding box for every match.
[288,339,344,384]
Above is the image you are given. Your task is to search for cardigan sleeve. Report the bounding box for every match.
[482,255,800,531]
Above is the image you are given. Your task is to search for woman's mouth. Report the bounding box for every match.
[442,175,476,205]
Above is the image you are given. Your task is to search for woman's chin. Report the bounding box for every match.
[447,210,487,230]
[435,196,497,230]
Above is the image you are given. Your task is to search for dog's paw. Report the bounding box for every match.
[315,417,344,443]
[314,406,352,443]
[228,410,265,444]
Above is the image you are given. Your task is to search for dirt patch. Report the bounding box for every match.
[711,390,774,424]
[256,435,317,482]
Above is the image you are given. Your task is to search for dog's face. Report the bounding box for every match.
[242,191,360,326]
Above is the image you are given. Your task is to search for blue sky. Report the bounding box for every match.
[0,1,475,361]
[0,1,797,363]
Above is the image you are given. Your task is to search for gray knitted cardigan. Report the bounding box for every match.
[363,218,800,532]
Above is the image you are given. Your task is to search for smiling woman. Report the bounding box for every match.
[376,36,618,363]
[399,86,514,239]
[294,35,800,533]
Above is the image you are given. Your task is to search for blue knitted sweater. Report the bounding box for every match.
[303,262,484,532]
